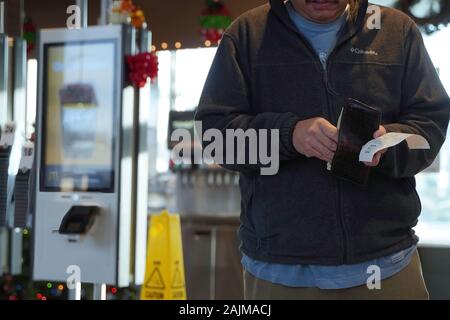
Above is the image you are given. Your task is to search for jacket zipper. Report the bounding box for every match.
[295,44,350,264]
[286,18,354,264]
[274,0,368,265]
[323,65,349,264]
[325,35,362,263]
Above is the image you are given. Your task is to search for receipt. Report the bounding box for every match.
[359,132,430,162]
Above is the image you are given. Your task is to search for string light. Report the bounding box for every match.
[151,45,156,52]
[41,296,47,301]
[36,293,43,300]
[161,42,168,50]
[204,40,211,47]
[58,284,64,291]
[175,42,182,49]
[46,283,52,289]
[23,229,29,235]
[111,287,118,294]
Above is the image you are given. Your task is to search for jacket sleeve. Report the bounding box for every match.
[376,21,450,178]
[194,33,303,174]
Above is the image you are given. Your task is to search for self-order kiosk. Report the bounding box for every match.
[33,24,150,287]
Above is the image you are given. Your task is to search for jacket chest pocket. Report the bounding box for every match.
[328,62,404,122]
[252,63,326,119]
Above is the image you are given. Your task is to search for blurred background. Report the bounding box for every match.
[0,0,449,300]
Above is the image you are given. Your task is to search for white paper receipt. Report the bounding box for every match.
[359,132,430,163]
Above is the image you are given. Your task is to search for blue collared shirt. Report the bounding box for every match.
[285,0,348,67]
[242,245,416,289]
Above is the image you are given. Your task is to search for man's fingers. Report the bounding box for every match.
[373,125,387,139]
[310,142,334,162]
[310,147,332,162]
[312,137,335,161]
[319,121,338,143]
[363,126,387,167]
[363,152,382,167]
[315,131,337,152]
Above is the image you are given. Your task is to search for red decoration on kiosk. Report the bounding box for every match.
[126,52,159,88]
[23,17,37,54]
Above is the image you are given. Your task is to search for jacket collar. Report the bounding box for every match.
[269,0,369,43]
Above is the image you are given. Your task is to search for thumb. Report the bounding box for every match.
[373,125,387,139]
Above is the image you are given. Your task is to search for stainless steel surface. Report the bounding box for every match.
[131,27,151,285]
[181,217,243,300]
[122,24,135,56]
[12,37,27,138]
[0,34,8,124]
[93,283,106,300]
[140,29,152,53]
[76,0,88,28]
[175,170,241,217]
[9,228,22,275]
[209,227,217,300]
[67,282,81,300]
[99,0,111,25]
[0,227,7,274]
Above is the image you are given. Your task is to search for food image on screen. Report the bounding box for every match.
[42,41,117,192]
[60,83,98,158]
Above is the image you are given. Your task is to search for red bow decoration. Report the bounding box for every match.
[126,52,159,88]
[201,29,223,43]
[23,17,36,54]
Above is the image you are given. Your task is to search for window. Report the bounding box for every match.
[414,25,450,245]
[152,48,217,173]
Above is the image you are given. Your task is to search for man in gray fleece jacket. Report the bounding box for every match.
[195,0,450,299]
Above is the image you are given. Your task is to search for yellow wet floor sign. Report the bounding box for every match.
[141,210,187,300]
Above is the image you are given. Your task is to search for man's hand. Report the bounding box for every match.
[363,125,387,167]
[293,117,338,162]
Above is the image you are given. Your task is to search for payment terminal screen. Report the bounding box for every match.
[41,40,117,192]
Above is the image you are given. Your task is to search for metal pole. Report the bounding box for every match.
[209,227,217,300]
[0,228,7,274]
[76,0,88,28]
[68,282,82,300]
[9,228,22,275]
[0,1,5,34]
[99,0,111,25]
[93,283,106,300]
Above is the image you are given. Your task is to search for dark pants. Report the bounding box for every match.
[244,250,429,300]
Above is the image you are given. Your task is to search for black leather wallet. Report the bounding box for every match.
[329,98,381,186]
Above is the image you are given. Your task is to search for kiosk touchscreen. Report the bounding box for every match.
[33,25,135,286]
[41,41,116,192]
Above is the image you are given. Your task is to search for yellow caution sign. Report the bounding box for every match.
[141,210,187,300]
